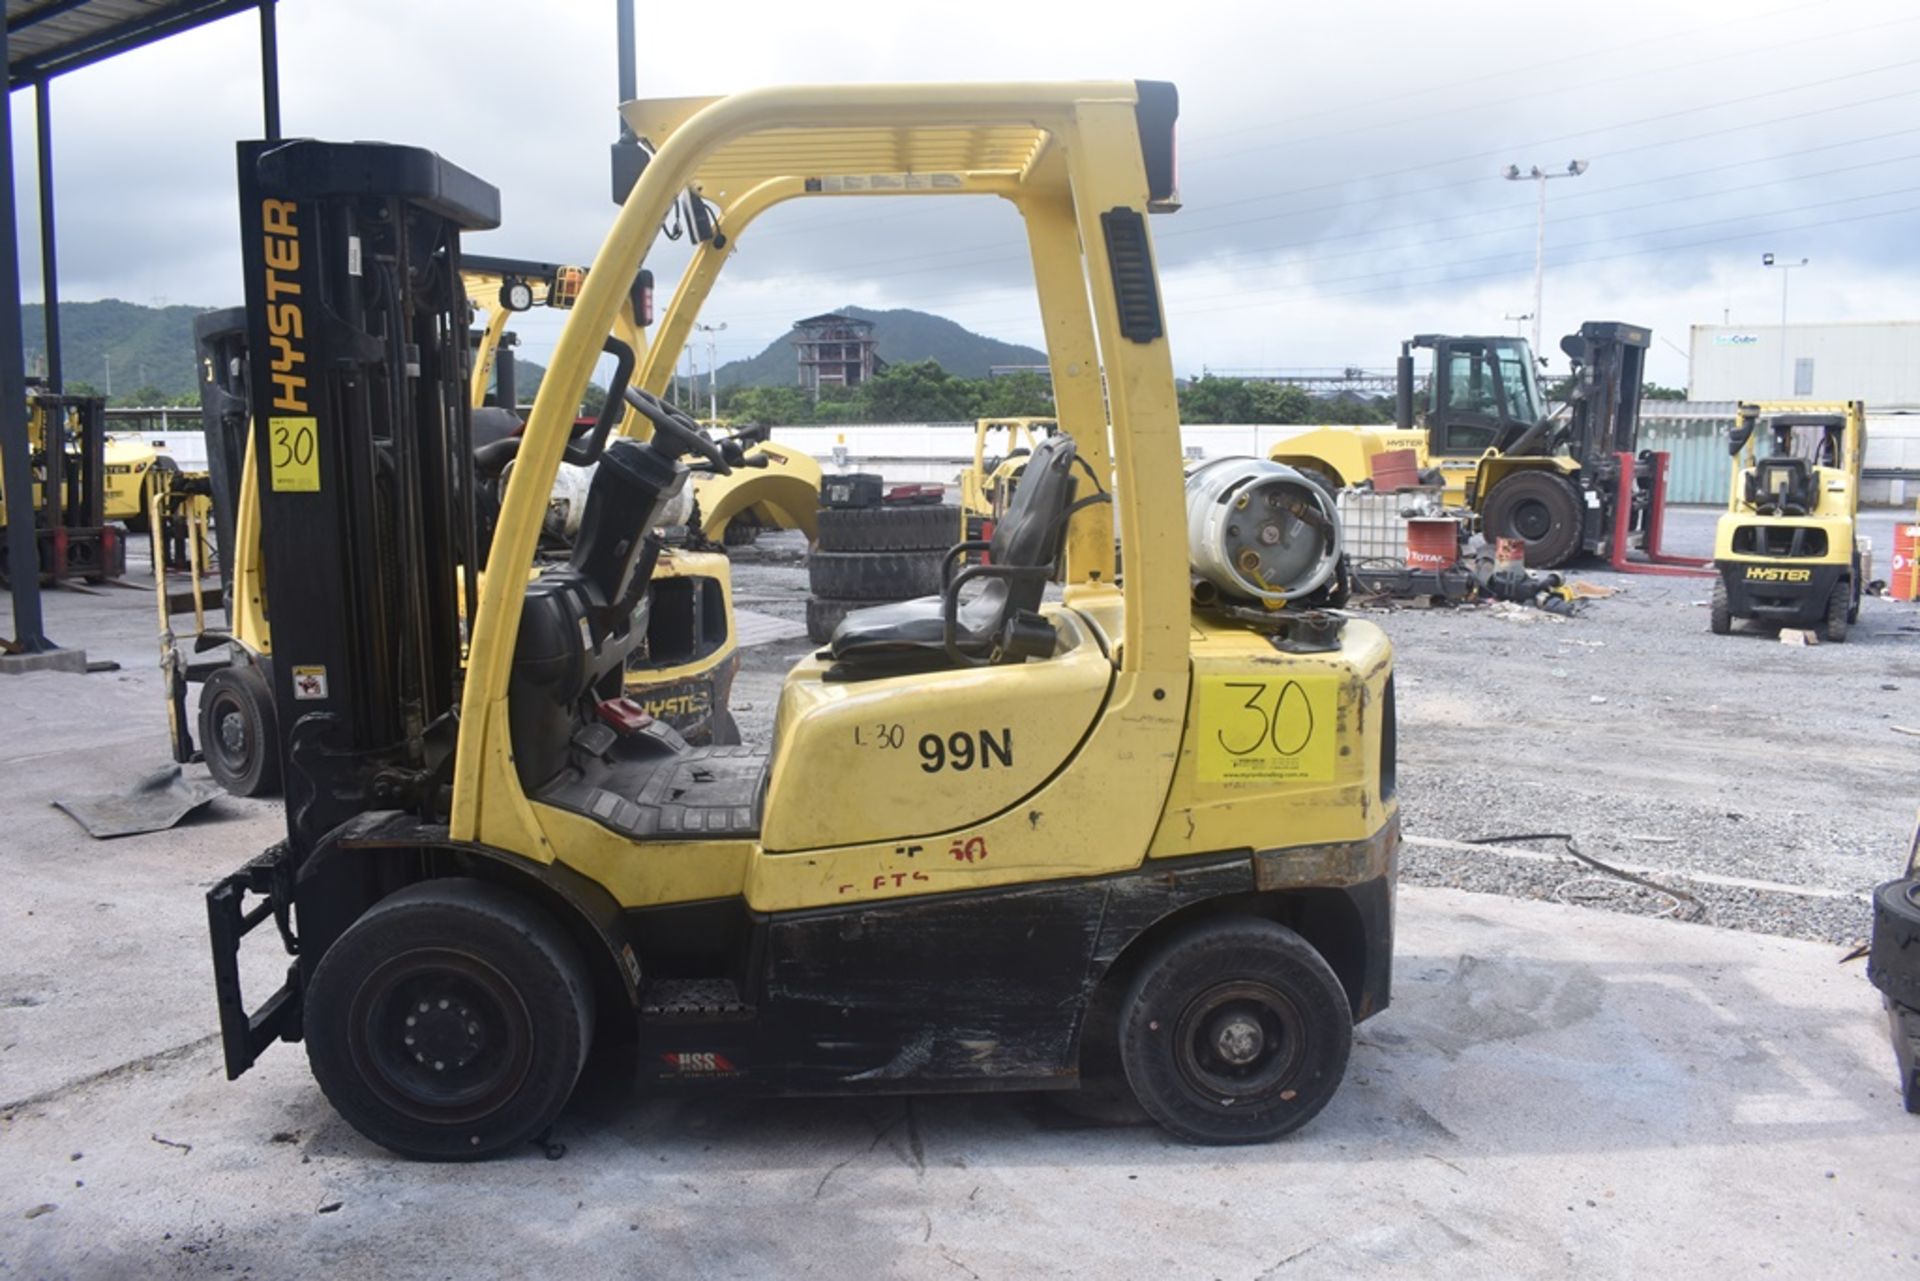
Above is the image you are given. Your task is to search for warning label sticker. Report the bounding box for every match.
[1196,674,1339,784]
[291,665,329,700]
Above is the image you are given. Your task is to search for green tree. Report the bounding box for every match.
[722,384,811,425]
[116,384,171,407]
[859,360,979,421]
[973,371,1053,418]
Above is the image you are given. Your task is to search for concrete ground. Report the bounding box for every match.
[3,520,1918,1278]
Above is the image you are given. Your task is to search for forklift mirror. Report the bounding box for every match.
[630,269,654,328]
[1728,416,1757,457]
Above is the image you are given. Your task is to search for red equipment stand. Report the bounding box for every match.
[1608,450,1714,577]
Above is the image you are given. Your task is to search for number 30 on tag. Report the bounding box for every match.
[269,416,319,492]
[1196,674,1338,783]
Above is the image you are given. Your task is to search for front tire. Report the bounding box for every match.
[1119,917,1353,1145]
[199,663,281,797]
[1481,471,1583,568]
[304,879,594,1161]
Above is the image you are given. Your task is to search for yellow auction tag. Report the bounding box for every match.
[268,416,319,492]
[1196,674,1339,784]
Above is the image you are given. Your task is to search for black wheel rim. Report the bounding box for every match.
[206,689,253,778]
[1172,980,1308,1111]
[348,949,534,1125]
[1510,498,1554,541]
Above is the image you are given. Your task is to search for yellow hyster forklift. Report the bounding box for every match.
[1710,400,1866,641]
[206,81,1397,1160]
[1271,323,1695,570]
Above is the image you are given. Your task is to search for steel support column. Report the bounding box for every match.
[35,78,60,391]
[2,27,51,649]
[257,0,278,140]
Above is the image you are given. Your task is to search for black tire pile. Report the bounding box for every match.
[807,475,959,645]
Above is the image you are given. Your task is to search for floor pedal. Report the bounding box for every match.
[641,978,753,1018]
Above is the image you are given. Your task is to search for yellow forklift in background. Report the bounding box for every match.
[205,80,1398,1160]
[958,416,1056,540]
[1710,400,1866,641]
[0,390,124,586]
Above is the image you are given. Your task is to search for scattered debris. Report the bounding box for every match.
[149,1133,192,1154]
[54,764,223,839]
[1589,695,1608,705]
[316,1201,343,1215]
[1890,726,1920,739]
[1779,628,1819,646]
[24,1204,56,1220]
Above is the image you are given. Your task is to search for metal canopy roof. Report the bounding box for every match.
[6,0,263,87]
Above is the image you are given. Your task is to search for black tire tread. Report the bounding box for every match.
[199,662,281,797]
[1824,579,1850,643]
[304,878,593,1161]
[816,504,959,552]
[1482,471,1583,569]
[808,548,945,601]
[1119,916,1352,1145]
[806,596,862,645]
[1869,877,1920,1008]
[1710,580,1732,635]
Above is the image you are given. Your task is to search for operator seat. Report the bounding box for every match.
[829,433,1081,672]
[1746,456,1815,516]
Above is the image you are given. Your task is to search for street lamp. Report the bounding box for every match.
[1503,159,1588,360]
[695,321,728,424]
[1762,253,1809,398]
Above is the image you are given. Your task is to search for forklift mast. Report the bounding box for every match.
[235,139,501,859]
[1557,321,1651,473]
[191,308,250,587]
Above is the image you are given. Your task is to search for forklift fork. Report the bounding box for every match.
[1608,450,1713,577]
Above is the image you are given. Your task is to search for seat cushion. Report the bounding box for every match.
[830,582,1007,658]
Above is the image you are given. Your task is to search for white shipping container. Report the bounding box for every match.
[1689,321,1920,407]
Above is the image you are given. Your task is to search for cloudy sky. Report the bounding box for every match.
[10,0,1918,388]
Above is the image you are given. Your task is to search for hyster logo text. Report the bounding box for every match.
[1744,566,1813,583]
[261,199,307,413]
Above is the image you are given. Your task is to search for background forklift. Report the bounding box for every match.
[205,81,1398,1160]
[0,389,124,586]
[1710,400,1866,641]
[1270,322,1697,570]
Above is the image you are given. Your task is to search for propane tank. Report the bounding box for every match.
[1185,457,1343,604]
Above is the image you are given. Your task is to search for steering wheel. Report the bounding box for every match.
[623,386,729,472]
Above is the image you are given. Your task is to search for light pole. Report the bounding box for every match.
[1762,253,1809,398]
[1504,159,1588,360]
[695,321,727,423]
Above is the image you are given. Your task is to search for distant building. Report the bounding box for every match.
[792,313,882,398]
[1688,321,1920,408]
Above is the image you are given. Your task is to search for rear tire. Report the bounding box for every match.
[1824,580,1850,644]
[304,879,594,1162]
[199,663,280,797]
[1481,472,1583,569]
[1868,877,1920,1011]
[1710,581,1732,635]
[1119,917,1352,1145]
[807,548,944,601]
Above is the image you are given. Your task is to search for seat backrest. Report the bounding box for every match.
[1747,456,1813,515]
[987,433,1078,611]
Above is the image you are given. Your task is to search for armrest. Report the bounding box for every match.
[941,540,993,588]
[941,562,1054,669]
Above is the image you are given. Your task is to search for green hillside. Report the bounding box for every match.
[21,299,220,404]
[715,306,1046,388]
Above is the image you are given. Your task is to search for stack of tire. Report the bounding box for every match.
[807,473,959,645]
[1868,872,1920,1113]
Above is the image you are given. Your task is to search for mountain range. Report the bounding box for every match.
[712,305,1047,388]
[16,299,1048,404]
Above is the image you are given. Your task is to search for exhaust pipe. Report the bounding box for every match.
[1395,341,1414,432]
